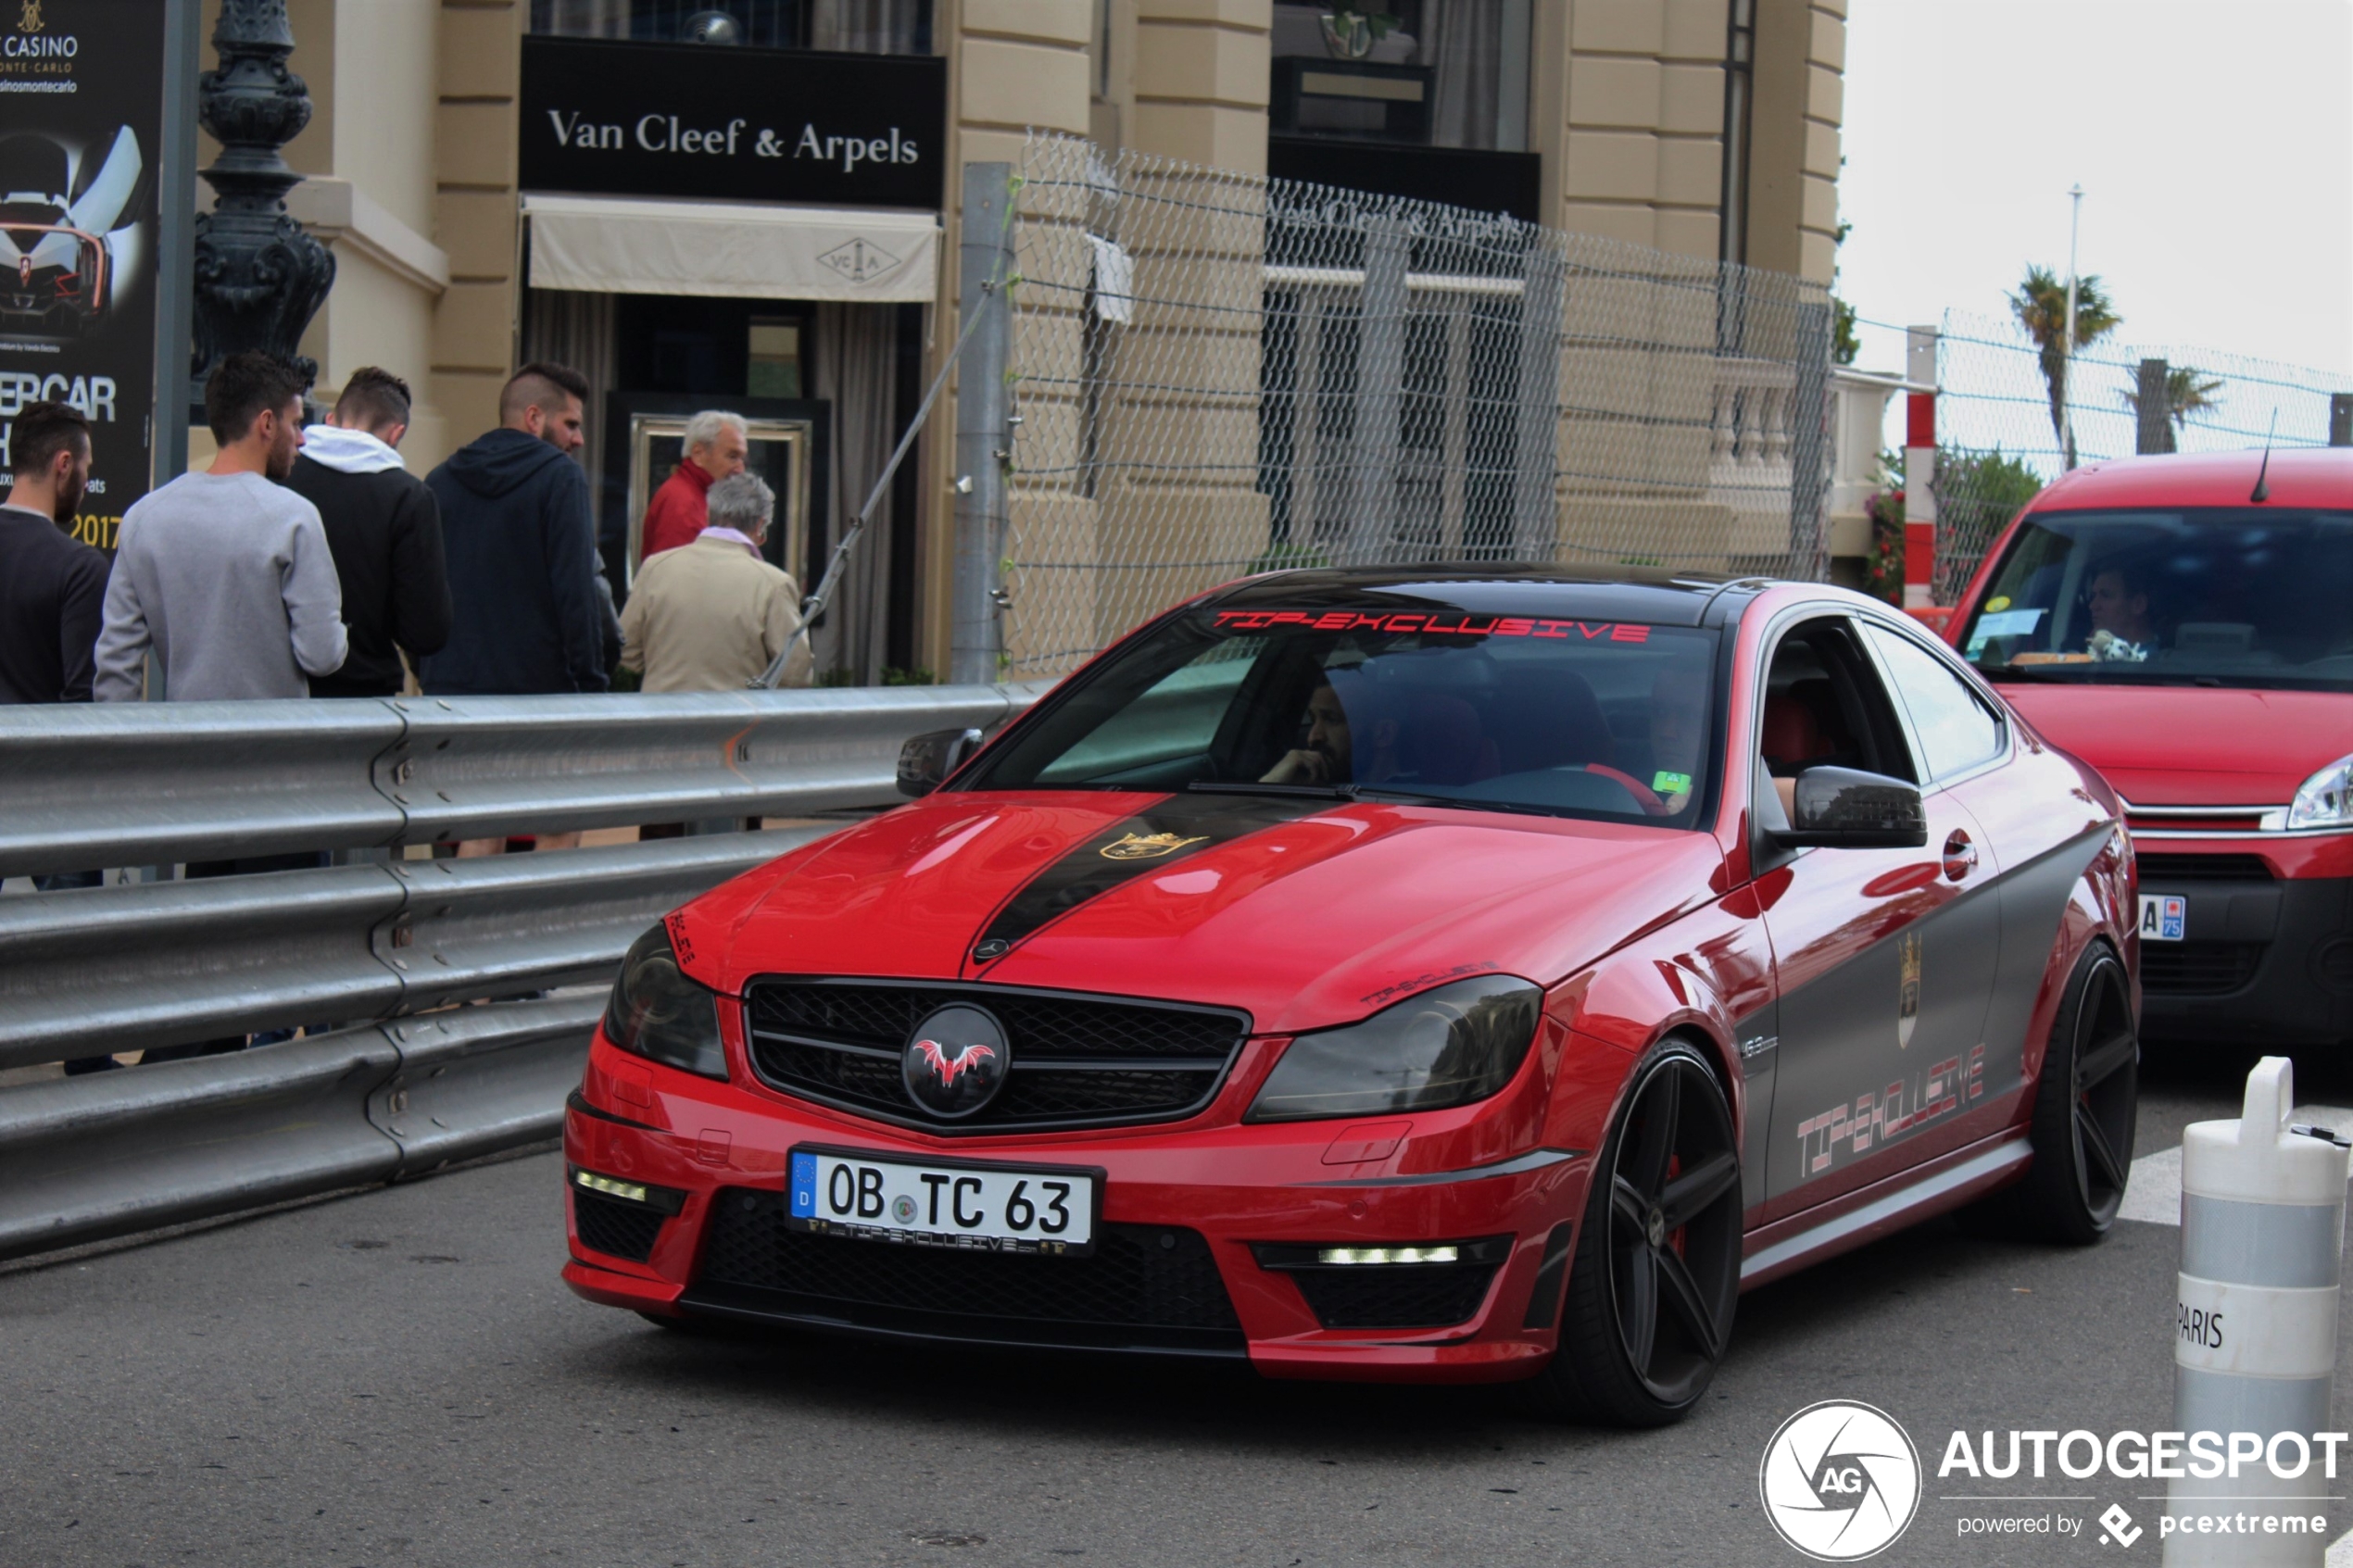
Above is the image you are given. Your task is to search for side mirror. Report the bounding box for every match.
[897,727,984,797]
[1775,766,1927,848]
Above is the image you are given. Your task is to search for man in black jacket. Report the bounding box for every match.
[4,400,119,1072]
[422,362,608,702]
[423,362,609,856]
[0,399,107,706]
[286,367,450,698]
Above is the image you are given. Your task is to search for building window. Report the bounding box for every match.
[528,0,933,55]
[748,319,803,398]
[1268,0,1531,152]
[1719,0,1755,266]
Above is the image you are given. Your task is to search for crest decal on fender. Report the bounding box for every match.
[1099,831,1208,861]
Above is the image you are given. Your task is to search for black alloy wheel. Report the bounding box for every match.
[1533,1040,1743,1426]
[2009,944,2138,1244]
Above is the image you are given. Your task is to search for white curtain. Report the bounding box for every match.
[810,301,900,682]
[1424,2,1507,150]
[533,0,634,37]
[812,0,926,53]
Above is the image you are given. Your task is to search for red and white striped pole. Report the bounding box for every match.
[1903,324,1939,611]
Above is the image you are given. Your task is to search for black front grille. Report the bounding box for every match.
[1283,1263,1504,1329]
[2143,941,2266,997]
[2137,853,2275,884]
[686,1186,1244,1354]
[745,979,1249,1133]
[573,1189,666,1262]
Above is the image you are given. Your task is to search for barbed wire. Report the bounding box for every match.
[1853,309,2349,601]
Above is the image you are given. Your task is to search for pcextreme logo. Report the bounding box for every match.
[1759,1400,1922,1561]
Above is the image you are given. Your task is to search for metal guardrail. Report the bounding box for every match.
[0,684,1030,878]
[0,683,1045,1261]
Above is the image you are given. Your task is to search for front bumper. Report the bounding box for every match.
[2135,847,2353,1047]
[560,1034,1594,1383]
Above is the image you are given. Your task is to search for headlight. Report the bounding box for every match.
[2289,754,2353,831]
[1246,975,1544,1123]
[603,923,727,1079]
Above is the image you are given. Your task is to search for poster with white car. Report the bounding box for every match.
[0,0,166,551]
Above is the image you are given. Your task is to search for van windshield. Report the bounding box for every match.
[1957,508,2353,690]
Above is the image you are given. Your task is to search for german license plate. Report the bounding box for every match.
[2139,893,2186,942]
[786,1147,1101,1255]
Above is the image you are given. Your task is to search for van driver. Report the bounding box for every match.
[2084,566,2155,660]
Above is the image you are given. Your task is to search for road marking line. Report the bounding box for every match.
[2326,1524,2353,1567]
[2118,1105,2353,1228]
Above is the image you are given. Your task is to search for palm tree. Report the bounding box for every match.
[2009,264,2121,461]
[2120,366,2225,451]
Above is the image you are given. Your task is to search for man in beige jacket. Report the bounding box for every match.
[619,472,813,691]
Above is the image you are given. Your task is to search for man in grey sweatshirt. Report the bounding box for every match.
[94,352,346,701]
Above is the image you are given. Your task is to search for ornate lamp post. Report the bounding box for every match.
[189,0,335,391]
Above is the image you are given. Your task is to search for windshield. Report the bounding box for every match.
[1958,508,2353,690]
[965,604,1722,826]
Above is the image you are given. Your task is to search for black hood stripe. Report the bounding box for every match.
[970,795,1328,967]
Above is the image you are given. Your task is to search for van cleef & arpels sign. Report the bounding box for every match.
[519,36,945,210]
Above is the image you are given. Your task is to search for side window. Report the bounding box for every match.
[1862,624,2005,781]
[1757,617,1918,784]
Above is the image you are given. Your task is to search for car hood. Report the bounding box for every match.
[679,791,1728,1035]
[1995,682,2353,805]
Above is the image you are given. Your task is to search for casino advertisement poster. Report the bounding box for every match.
[0,0,169,552]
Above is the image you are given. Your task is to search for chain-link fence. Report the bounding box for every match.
[1926,310,2353,601]
[997,133,1835,679]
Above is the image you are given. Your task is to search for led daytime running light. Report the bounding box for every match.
[573,1169,648,1205]
[1315,1245,1460,1266]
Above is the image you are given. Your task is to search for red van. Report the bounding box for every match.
[1944,448,2353,1047]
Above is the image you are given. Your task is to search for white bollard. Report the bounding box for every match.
[2165,1057,2349,1566]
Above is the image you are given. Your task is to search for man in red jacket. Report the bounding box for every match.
[637,410,749,566]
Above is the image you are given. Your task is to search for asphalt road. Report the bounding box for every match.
[5,1041,2350,1568]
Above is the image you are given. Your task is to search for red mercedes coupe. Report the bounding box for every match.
[563,568,2138,1425]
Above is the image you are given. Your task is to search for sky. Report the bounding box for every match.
[1837,0,2353,395]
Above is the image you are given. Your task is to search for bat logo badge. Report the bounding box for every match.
[913,1039,996,1087]
[900,1002,1011,1119]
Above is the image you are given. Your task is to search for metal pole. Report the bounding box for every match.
[2329,394,2352,448]
[2135,358,2171,456]
[949,162,1014,686]
[154,0,203,479]
[2061,183,2082,470]
[1509,236,1565,564]
[1787,299,1833,582]
[1345,214,1408,566]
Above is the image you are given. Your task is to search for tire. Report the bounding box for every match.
[2005,943,2138,1244]
[1529,1039,1743,1426]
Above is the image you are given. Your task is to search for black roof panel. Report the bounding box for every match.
[1204,564,1756,629]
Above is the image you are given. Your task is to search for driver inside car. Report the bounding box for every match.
[1260,667,1398,785]
[2083,565,2156,661]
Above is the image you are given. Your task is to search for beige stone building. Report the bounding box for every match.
[210,0,1846,678]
